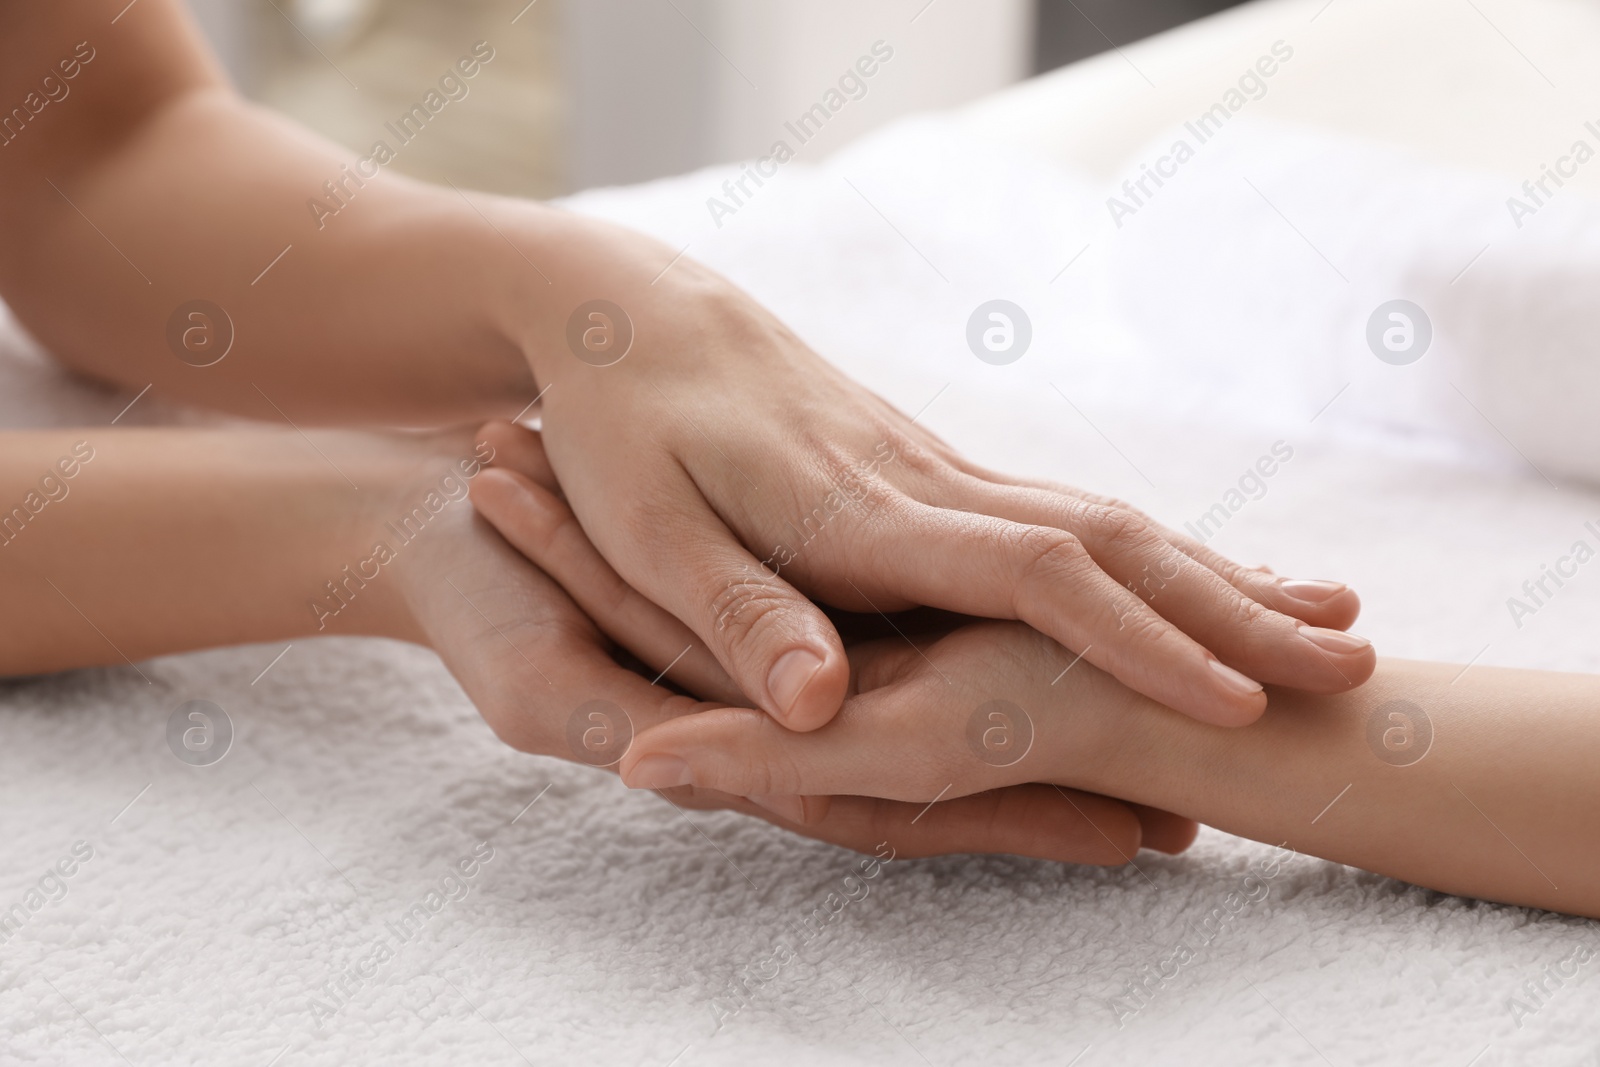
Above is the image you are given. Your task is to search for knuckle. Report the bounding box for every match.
[1190,545,1244,580]
[593,572,637,625]
[731,745,804,797]
[1103,496,1158,527]
[670,708,803,796]
[1012,526,1093,585]
[1081,504,1154,552]
[528,613,601,657]
[614,489,690,553]
[709,574,796,655]
[1111,602,1170,648]
[1073,489,1134,512]
[541,495,583,542]
[657,784,712,808]
[796,796,831,825]
[875,428,935,477]
[517,496,579,564]
[1232,564,1278,599]
[1231,589,1278,628]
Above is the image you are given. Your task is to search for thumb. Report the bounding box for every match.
[690,525,850,731]
[613,483,850,731]
[475,419,848,727]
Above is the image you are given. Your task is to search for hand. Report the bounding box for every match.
[614,617,1173,806]
[0,1,1364,735]
[509,220,1374,731]
[462,420,1198,863]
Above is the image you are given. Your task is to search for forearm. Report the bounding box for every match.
[0,0,544,424]
[1101,659,1600,916]
[0,427,451,675]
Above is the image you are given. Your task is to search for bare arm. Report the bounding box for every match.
[609,626,1600,918]
[0,424,1195,867]
[0,426,432,673]
[0,1,1383,742]
[0,0,536,424]
[1112,659,1600,918]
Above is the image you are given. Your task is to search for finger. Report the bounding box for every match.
[989,473,1363,631]
[619,685,1005,802]
[846,502,1267,726]
[470,467,745,705]
[478,628,705,762]
[401,519,720,763]
[472,419,741,700]
[742,793,833,825]
[952,483,1374,694]
[605,468,851,731]
[1129,803,1200,855]
[732,793,1196,857]
[477,418,848,727]
[1079,492,1360,629]
[475,419,559,493]
[664,783,1142,866]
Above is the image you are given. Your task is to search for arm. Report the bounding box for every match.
[1107,660,1600,919]
[0,1,532,424]
[0,423,1179,865]
[0,424,720,692]
[617,625,1600,918]
[0,427,426,671]
[0,2,1376,734]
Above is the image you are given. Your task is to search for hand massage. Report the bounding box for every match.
[3,1,1598,1063]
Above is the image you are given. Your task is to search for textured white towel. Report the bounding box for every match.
[2,112,1599,1066]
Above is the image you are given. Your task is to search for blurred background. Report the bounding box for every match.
[187,0,1244,198]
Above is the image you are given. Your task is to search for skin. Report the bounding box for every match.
[0,0,1377,739]
[618,643,1600,918]
[0,424,1195,864]
[0,3,1582,923]
[476,425,1600,919]
[8,421,1580,915]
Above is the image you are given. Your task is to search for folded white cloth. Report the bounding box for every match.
[1105,115,1600,486]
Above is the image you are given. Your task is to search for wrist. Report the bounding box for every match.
[1046,663,1207,808]
[302,428,487,646]
[1068,680,1333,828]
[493,203,726,385]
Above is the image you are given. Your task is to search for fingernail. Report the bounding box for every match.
[626,755,691,790]
[745,795,806,822]
[1278,579,1347,603]
[1208,658,1263,697]
[767,647,825,720]
[1298,624,1371,654]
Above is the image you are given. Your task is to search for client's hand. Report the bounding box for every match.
[616,618,1179,807]
[461,421,1197,862]
[513,239,1372,733]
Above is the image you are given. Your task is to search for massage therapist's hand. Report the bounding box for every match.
[463,421,1197,863]
[510,224,1373,732]
[0,3,1366,732]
